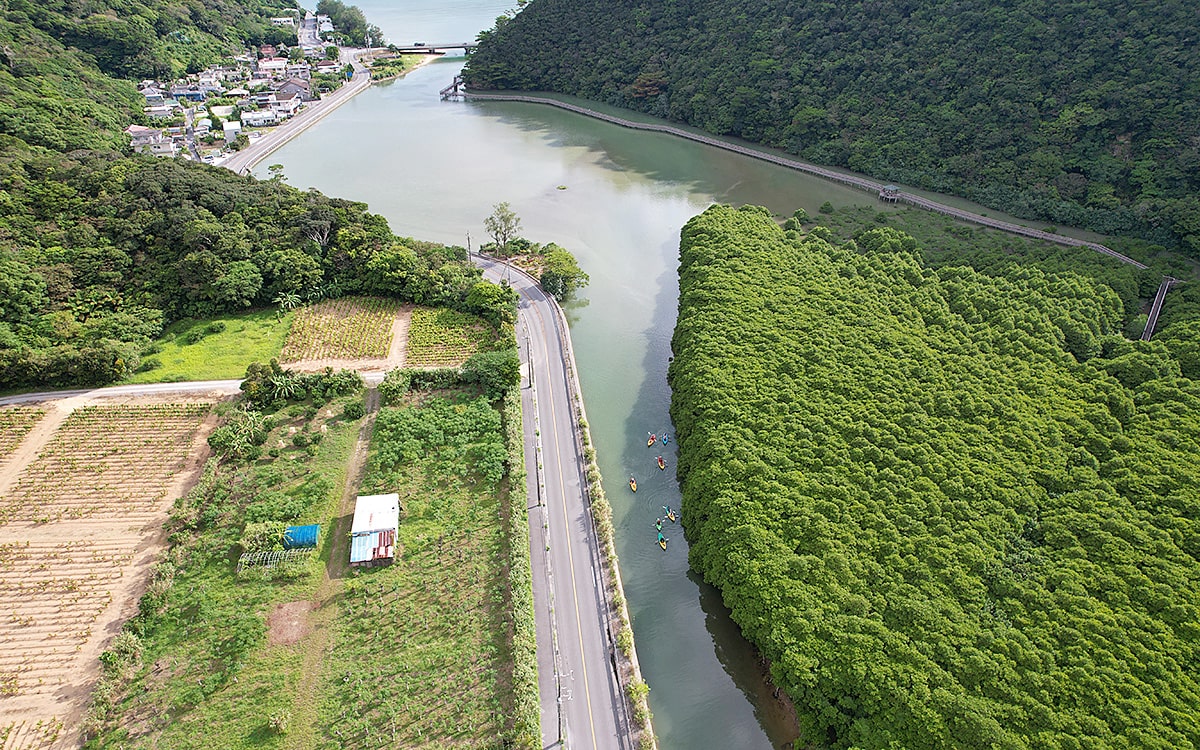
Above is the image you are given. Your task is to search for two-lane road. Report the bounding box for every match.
[477,256,631,750]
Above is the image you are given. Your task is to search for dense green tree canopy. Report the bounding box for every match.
[465,0,1200,255]
[669,204,1200,748]
[0,144,508,388]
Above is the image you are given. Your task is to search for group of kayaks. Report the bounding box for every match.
[629,431,678,550]
[654,507,678,549]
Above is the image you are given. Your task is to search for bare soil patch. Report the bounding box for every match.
[267,601,315,646]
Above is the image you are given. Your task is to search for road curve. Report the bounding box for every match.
[477,255,631,750]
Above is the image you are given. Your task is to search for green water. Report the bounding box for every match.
[261,55,884,749]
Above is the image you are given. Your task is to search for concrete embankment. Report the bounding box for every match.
[460,90,1146,270]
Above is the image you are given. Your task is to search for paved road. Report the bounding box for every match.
[220,49,372,176]
[0,371,388,407]
[477,255,630,750]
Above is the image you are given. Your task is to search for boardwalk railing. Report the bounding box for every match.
[1142,276,1181,341]
[456,88,1148,270]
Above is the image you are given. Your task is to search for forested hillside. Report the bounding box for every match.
[668,204,1200,748]
[0,1,510,389]
[464,0,1200,254]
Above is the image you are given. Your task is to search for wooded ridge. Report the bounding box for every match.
[464,0,1200,256]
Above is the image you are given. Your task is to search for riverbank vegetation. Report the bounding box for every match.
[0,148,514,389]
[464,0,1200,256]
[808,205,1200,348]
[668,204,1200,748]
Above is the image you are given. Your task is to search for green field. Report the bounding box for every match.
[405,307,497,367]
[84,380,535,749]
[83,382,362,749]
[315,395,522,748]
[124,310,294,384]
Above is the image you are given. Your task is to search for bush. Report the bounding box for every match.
[342,400,365,420]
[240,521,286,553]
[291,432,310,448]
[136,357,162,372]
[205,321,227,335]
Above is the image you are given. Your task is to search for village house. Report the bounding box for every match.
[223,120,242,140]
[268,91,303,118]
[169,85,208,103]
[285,62,311,80]
[241,109,280,127]
[315,60,339,75]
[140,86,165,106]
[258,44,277,58]
[272,77,314,101]
[270,16,296,27]
[257,57,289,77]
[143,102,181,120]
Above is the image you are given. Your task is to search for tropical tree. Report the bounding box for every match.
[484,201,522,255]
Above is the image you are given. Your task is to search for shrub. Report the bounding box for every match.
[342,400,365,420]
[136,357,162,373]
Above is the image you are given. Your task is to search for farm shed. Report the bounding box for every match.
[350,493,399,567]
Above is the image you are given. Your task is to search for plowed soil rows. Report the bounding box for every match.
[279,296,403,362]
[0,402,213,749]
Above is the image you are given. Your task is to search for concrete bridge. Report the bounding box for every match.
[392,42,477,54]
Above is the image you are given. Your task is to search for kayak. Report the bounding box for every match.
[662,434,670,444]
[657,532,668,550]
[663,506,677,523]
[657,456,666,471]
[647,433,657,447]
[629,476,637,492]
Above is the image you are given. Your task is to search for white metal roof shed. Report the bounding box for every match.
[351,493,399,534]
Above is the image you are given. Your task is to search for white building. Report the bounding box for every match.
[349,493,399,567]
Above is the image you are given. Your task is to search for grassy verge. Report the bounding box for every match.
[125,309,293,383]
[82,383,364,749]
[502,386,540,745]
[314,392,530,747]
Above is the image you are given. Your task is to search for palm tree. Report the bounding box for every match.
[274,290,302,312]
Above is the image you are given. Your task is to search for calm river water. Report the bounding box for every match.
[268,5,880,746]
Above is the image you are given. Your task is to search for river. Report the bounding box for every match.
[266,6,880,748]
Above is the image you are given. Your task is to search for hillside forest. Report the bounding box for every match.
[463,0,1200,256]
[668,204,1200,748]
[0,0,515,389]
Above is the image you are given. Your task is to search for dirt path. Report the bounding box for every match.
[284,388,380,748]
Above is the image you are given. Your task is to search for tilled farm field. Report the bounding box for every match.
[0,400,215,749]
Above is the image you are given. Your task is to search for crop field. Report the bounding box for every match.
[0,540,130,697]
[0,408,43,462]
[317,397,513,748]
[0,401,213,748]
[0,404,211,527]
[0,717,65,749]
[404,307,495,368]
[279,297,403,362]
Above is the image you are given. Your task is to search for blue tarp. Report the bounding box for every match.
[283,524,320,550]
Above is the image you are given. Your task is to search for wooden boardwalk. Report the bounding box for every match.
[452,84,1148,270]
[1141,276,1181,341]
